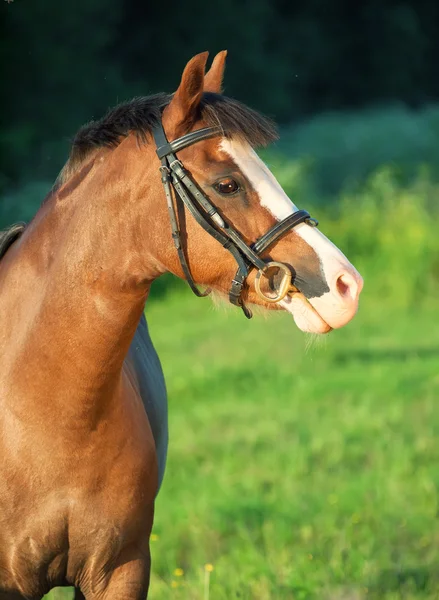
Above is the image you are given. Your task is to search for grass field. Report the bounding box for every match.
[147,293,439,600]
[38,170,439,599]
[47,293,439,600]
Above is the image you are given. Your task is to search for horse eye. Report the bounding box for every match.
[214,178,240,195]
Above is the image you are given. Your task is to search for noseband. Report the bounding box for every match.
[152,121,318,319]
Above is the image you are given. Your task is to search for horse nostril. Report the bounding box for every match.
[336,272,358,301]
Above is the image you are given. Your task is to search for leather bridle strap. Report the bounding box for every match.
[156,126,222,159]
[170,160,267,271]
[152,119,318,319]
[253,210,316,254]
[170,172,252,282]
[228,210,312,306]
[228,208,315,315]
[154,122,254,299]
[158,160,209,297]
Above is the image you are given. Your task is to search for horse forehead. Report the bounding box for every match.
[195,136,329,278]
[218,138,299,218]
[219,137,328,276]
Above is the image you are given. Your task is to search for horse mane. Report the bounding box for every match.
[0,222,26,261]
[1,93,278,250]
[60,92,278,183]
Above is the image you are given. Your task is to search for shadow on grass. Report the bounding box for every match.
[333,346,439,365]
[368,564,439,598]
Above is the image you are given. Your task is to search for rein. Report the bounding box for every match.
[152,120,317,319]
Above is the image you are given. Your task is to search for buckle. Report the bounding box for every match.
[169,159,184,171]
[254,261,295,303]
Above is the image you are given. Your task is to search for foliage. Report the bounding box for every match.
[0,181,52,228]
[4,102,439,231]
[273,104,439,196]
[322,170,439,309]
[143,297,439,600]
[2,0,439,191]
[0,0,123,189]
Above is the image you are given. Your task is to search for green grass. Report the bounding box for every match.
[141,292,439,600]
[46,292,439,600]
[40,169,439,599]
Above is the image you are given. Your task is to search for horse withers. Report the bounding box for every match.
[0,51,362,599]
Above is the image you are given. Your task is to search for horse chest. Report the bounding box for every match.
[0,443,154,596]
[0,309,166,596]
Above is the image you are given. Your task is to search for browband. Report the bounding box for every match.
[155,127,221,159]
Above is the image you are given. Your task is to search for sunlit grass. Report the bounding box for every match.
[139,292,439,599]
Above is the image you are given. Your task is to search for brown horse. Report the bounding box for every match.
[0,52,362,599]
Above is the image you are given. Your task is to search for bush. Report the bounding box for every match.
[0,181,52,230]
[274,104,439,197]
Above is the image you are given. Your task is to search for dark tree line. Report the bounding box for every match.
[1,0,438,192]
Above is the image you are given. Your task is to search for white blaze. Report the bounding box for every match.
[220,139,299,219]
[219,138,362,331]
[219,138,355,280]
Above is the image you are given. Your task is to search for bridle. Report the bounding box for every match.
[152,119,318,319]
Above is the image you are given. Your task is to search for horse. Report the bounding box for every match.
[0,51,363,599]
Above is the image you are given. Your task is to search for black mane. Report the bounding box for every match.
[64,92,278,180]
[1,93,278,258]
[0,223,26,261]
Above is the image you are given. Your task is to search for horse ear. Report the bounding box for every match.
[204,50,227,93]
[164,52,209,137]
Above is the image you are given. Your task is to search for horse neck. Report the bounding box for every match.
[0,135,164,417]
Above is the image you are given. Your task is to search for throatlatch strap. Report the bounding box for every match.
[153,120,211,298]
[159,160,210,297]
